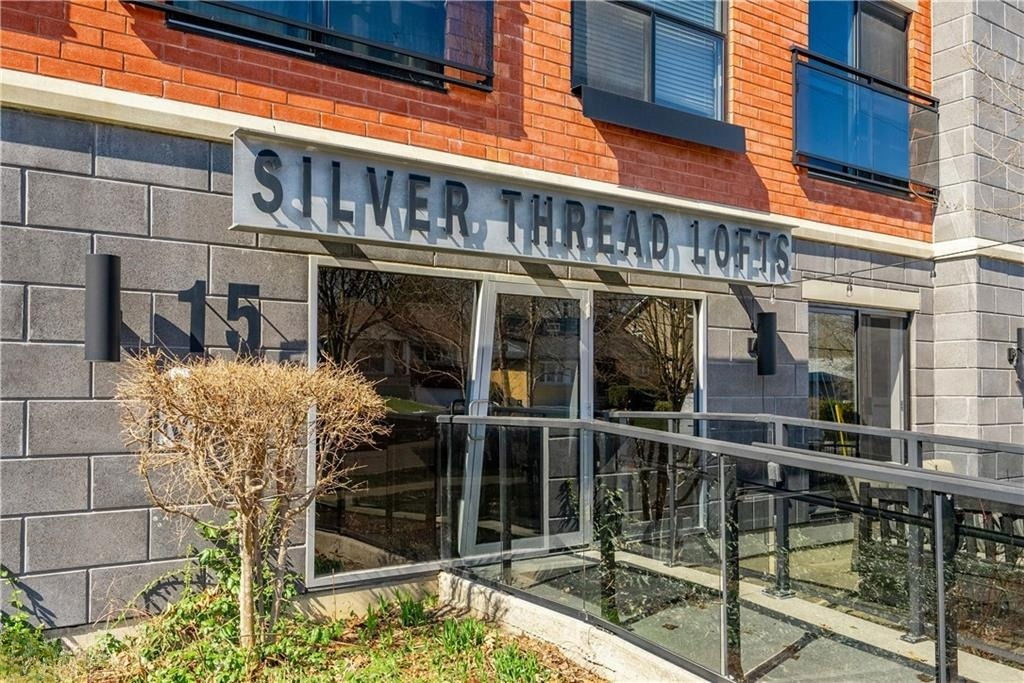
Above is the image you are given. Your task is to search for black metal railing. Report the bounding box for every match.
[133,0,494,91]
[437,413,1023,683]
[792,47,938,197]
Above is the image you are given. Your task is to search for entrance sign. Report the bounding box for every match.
[233,131,792,284]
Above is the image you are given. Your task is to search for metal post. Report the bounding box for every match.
[767,493,794,598]
[772,418,785,447]
[499,425,512,583]
[721,458,743,679]
[439,419,453,561]
[903,438,927,643]
[933,492,958,683]
[668,419,678,567]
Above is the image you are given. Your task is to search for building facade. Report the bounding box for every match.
[0,0,1021,639]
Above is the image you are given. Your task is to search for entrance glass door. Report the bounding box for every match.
[857,314,907,460]
[807,308,908,461]
[459,282,591,556]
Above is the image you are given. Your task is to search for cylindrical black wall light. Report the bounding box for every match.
[85,254,121,362]
[756,311,777,376]
[1011,327,1024,370]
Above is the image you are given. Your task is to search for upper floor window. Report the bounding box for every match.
[795,1,937,197]
[570,1,745,153]
[153,1,492,91]
[809,0,908,85]
[573,1,724,120]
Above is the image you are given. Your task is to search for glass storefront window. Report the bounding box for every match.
[488,294,581,418]
[314,267,476,576]
[807,308,907,461]
[808,309,857,425]
[593,293,697,416]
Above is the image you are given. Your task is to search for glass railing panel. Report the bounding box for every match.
[920,440,1024,484]
[794,51,937,192]
[591,431,725,675]
[438,417,1020,681]
[440,423,589,614]
[701,419,770,446]
[721,453,938,682]
[785,424,907,464]
[947,495,1024,676]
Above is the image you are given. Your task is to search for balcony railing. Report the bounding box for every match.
[792,47,939,197]
[134,1,494,91]
[437,412,1023,682]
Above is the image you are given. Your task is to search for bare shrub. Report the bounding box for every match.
[116,352,388,649]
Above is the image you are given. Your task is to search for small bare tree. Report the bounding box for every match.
[116,353,387,650]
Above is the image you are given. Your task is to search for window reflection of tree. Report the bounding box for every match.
[594,294,697,529]
[491,296,580,411]
[318,269,397,364]
[315,269,475,572]
[319,270,475,405]
[595,295,695,412]
[384,276,476,400]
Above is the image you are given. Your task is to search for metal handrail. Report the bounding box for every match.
[606,410,1024,456]
[791,46,938,110]
[436,414,1024,507]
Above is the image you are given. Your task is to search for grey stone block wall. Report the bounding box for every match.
[0,102,1013,630]
[0,108,310,627]
[932,1,1024,441]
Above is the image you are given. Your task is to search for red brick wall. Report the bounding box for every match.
[0,0,935,242]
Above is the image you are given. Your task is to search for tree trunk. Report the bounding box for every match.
[239,510,259,650]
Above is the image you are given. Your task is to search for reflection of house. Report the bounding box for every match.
[345,322,466,410]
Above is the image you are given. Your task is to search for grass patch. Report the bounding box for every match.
[1,590,604,683]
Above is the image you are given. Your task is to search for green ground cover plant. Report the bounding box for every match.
[0,525,602,683]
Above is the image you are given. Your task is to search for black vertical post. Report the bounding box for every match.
[85,254,121,362]
[903,439,927,643]
[722,460,743,679]
[499,425,512,583]
[933,492,958,683]
[668,419,678,567]
[768,494,794,597]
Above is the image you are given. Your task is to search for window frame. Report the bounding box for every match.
[135,0,494,92]
[569,1,745,153]
[807,304,910,432]
[572,0,729,122]
[305,254,708,591]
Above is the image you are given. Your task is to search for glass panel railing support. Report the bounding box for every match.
[766,493,795,598]
[934,492,959,683]
[721,458,743,679]
[498,424,512,584]
[792,47,938,196]
[902,437,928,643]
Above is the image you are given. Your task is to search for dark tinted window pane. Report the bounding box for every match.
[593,293,696,416]
[176,1,319,40]
[647,0,719,30]
[573,0,651,101]
[489,295,580,418]
[858,2,908,84]
[314,268,476,576]
[654,18,722,119]
[327,0,446,58]
[808,0,855,64]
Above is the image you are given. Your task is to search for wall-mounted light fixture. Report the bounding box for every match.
[748,311,778,376]
[1009,327,1024,369]
[85,254,121,362]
